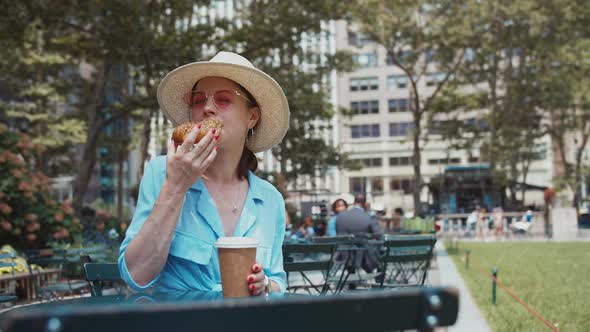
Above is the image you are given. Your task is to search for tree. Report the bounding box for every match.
[0,18,86,177]
[445,0,590,210]
[540,0,590,209]
[352,0,470,213]
[223,0,357,190]
[16,0,217,216]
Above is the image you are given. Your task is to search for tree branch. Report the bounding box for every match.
[423,48,466,112]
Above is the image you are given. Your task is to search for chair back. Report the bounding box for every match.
[310,235,355,245]
[0,286,460,332]
[83,262,122,297]
[379,235,436,287]
[282,243,337,294]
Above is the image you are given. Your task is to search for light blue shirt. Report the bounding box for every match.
[118,156,287,293]
[326,216,337,237]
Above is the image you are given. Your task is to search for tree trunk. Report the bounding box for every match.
[412,99,422,215]
[73,61,111,216]
[412,124,422,215]
[137,109,153,184]
[117,148,124,229]
[520,154,532,205]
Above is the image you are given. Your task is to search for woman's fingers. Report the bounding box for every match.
[167,138,176,158]
[177,125,201,154]
[248,280,265,295]
[193,133,217,165]
[187,129,213,158]
[247,263,265,296]
[199,147,218,171]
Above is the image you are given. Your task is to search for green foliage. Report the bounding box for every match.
[0,124,83,251]
[225,0,357,186]
[0,21,87,176]
[402,217,435,233]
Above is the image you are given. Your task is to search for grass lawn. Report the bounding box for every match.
[446,241,590,332]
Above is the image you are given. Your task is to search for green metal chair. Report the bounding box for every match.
[376,235,436,288]
[26,249,89,302]
[82,260,122,297]
[282,243,337,295]
[0,252,18,304]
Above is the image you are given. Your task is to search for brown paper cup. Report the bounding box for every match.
[215,237,258,298]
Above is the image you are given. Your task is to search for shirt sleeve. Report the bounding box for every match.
[118,159,163,291]
[265,194,287,294]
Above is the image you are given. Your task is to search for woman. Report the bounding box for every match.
[326,198,348,236]
[118,52,290,296]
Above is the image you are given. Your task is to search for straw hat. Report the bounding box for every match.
[157,51,290,153]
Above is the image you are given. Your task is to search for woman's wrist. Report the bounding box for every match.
[161,179,191,198]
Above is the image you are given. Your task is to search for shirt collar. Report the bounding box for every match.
[189,170,264,203]
[188,171,265,238]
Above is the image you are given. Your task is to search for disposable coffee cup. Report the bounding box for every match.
[215,237,258,298]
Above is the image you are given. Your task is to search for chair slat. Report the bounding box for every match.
[283,243,336,254]
[284,261,332,273]
[83,263,121,282]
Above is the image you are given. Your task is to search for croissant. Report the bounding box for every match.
[172,118,223,146]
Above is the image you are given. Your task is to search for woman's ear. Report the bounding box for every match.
[248,106,261,129]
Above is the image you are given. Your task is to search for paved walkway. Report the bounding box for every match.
[433,241,492,332]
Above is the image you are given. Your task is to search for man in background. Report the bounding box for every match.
[336,194,382,238]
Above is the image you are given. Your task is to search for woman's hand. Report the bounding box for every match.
[246,263,267,296]
[165,125,219,191]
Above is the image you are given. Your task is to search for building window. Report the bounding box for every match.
[350,77,378,91]
[351,124,380,138]
[351,100,379,115]
[350,177,366,194]
[386,50,413,66]
[386,75,407,90]
[348,31,372,47]
[357,158,382,168]
[466,118,488,130]
[426,73,446,87]
[389,156,412,166]
[428,158,461,165]
[390,178,414,195]
[389,122,414,136]
[370,177,384,195]
[429,120,449,135]
[388,99,411,112]
[425,49,436,64]
[353,53,378,68]
[468,156,479,163]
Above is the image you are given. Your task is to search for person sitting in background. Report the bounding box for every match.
[336,195,382,238]
[393,207,405,231]
[314,221,327,237]
[285,208,293,239]
[326,198,348,237]
[336,194,383,286]
[296,216,315,239]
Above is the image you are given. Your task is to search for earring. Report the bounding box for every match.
[247,128,254,139]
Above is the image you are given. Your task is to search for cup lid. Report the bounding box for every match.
[215,237,258,249]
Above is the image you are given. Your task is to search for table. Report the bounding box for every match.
[0,286,459,332]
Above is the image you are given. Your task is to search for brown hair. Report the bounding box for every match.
[235,82,259,180]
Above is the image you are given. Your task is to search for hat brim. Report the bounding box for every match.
[157,62,290,153]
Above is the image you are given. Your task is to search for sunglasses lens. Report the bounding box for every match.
[184,90,242,111]
[213,91,234,109]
